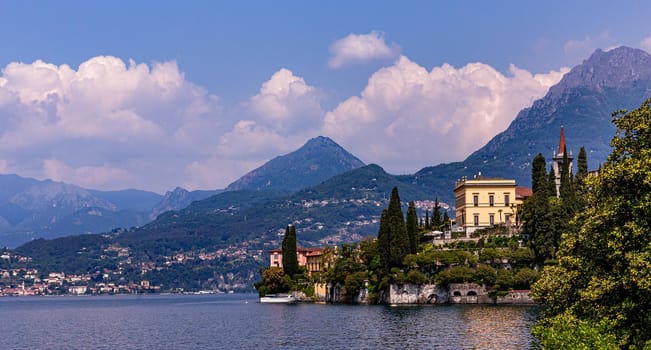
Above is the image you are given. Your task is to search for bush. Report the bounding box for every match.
[532,314,618,350]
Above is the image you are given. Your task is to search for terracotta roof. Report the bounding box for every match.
[516,186,533,199]
[558,126,566,155]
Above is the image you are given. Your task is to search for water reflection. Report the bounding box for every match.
[0,295,538,350]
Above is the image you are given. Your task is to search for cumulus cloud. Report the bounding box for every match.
[322,56,569,174]
[640,36,651,53]
[0,56,224,192]
[328,31,400,69]
[1,54,570,194]
[249,68,323,128]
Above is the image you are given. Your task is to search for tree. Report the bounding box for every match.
[431,197,442,230]
[377,209,390,272]
[387,187,409,268]
[406,201,418,254]
[532,98,651,348]
[425,211,430,230]
[522,154,555,263]
[531,153,547,194]
[281,225,299,277]
[377,187,409,271]
[576,146,588,180]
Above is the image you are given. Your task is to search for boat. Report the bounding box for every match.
[259,294,297,304]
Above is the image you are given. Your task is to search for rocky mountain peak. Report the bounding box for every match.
[550,46,651,94]
[225,136,365,192]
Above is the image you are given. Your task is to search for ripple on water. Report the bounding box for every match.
[0,295,537,350]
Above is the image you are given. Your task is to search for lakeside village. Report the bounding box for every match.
[256,129,581,305]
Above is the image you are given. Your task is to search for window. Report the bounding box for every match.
[489,214,494,225]
[504,194,510,206]
[473,214,479,226]
[489,194,494,206]
[505,214,511,225]
[473,195,478,207]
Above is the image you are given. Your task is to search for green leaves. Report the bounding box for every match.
[533,98,651,348]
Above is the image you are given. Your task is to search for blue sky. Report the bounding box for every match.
[1,1,650,193]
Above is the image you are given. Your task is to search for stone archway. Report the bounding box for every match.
[427,294,437,304]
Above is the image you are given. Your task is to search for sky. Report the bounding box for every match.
[1,0,651,194]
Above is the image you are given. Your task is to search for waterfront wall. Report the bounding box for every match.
[384,283,449,304]
[326,282,534,305]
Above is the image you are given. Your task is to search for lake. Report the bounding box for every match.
[0,294,537,349]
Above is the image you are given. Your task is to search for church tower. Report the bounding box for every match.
[551,127,573,197]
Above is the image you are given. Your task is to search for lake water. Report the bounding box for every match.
[0,294,537,349]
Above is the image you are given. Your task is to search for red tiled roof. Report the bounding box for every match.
[516,186,532,199]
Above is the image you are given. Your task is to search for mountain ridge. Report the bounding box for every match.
[225,136,365,193]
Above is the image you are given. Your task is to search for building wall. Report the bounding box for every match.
[454,178,518,235]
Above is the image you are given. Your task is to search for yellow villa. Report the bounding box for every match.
[454,174,523,236]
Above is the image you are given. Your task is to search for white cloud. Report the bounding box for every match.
[43,159,132,190]
[0,56,223,192]
[328,31,400,69]
[322,56,569,174]
[209,68,323,173]
[249,68,323,129]
[0,54,571,194]
[640,36,651,53]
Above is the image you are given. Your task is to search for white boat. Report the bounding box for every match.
[259,294,297,304]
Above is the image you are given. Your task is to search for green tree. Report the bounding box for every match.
[442,211,450,231]
[406,201,418,254]
[431,197,442,230]
[522,154,555,263]
[533,98,651,348]
[377,209,390,272]
[281,225,299,277]
[387,187,409,268]
[531,153,547,194]
[576,146,588,180]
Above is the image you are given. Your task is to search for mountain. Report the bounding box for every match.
[15,164,435,290]
[149,187,222,220]
[0,174,164,247]
[225,136,365,192]
[400,46,651,204]
[128,164,435,251]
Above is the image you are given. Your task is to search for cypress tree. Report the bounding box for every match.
[406,201,418,254]
[531,153,547,194]
[431,197,442,230]
[387,187,409,268]
[576,146,588,180]
[281,224,299,277]
[575,146,588,209]
[547,166,557,198]
[442,211,450,231]
[377,209,390,272]
[522,156,555,263]
[425,211,430,230]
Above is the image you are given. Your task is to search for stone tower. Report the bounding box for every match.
[551,127,573,197]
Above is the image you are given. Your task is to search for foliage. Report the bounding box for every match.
[532,313,619,350]
[281,225,299,277]
[406,201,418,254]
[532,98,651,348]
[255,267,290,296]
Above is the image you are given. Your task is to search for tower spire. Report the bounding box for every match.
[558,126,566,156]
